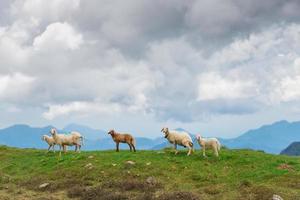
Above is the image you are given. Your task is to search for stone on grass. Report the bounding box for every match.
[39,183,49,189]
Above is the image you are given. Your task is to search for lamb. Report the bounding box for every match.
[107,129,136,152]
[161,127,193,156]
[196,134,221,157]
[42,135,56,152]
[50,128,84,155]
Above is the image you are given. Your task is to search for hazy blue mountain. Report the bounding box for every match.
[280,142,300,156]
[0,124,165,151]
[1,121,300,154]
[220,120,300,154]
[0,124,55,149]
[63,123,106,140]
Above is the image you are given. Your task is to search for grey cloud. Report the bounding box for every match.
[0,0,300,125]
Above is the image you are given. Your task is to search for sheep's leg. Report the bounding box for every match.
[63,145,67,153]
[52,145,55,152]
[75,145,78,152]
[187,146,192,156]
[128,143,132,151]
[116,142,119,152]
[132,144,136,152]
[214,146,219,157]
[202,147,206,157]
[78,144,81,153]
[47,145,51,152]
[174,143,178,155]
[59,145,62,157]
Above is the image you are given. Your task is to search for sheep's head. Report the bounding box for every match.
[196,134,201,141]
[161,127,169,138]
[108,129,115,135]
[50,128,57,136]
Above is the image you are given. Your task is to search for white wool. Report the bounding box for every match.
[50,128,83,154]
[42,135,56,152]
[161,127,193,156]
[196,134,221,157]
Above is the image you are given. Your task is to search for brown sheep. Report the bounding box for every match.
[107,129,136,152]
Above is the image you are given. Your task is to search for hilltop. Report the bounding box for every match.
[281,142,300,156]
[0,146,300,200]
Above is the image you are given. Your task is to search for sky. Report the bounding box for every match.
[1,0,300,138]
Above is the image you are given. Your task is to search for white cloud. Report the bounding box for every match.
[197,72,257,101]
[42,101,121,120]
[0,73,35,100]
[279,76,300,102]
[33,22,83,51]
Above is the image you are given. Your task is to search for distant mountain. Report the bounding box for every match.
[220,120,300,154]
[0,124,166,151]
[63,123,106,140]
[0,124,55,149]
[1,121,300,154]
[280,142,300,156]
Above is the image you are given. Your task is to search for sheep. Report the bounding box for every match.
[196,134,221,157]
[42,135,56,152]
[50,128,84,155]
[107,129,136,152]
[161,127,194,156]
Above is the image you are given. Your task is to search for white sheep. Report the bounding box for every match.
[42,135,56,152]
[161,127,194,156]
[196,134,221,157]
[49,128,84,155]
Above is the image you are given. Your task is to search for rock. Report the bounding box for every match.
[39,183,49,189]
[85,163,93,169]
[146,162,151,166]
[112,163,117,166]
[272,194,283,200]
[125,161,135,165]
[146,177,156,185]
[88,155,94,159]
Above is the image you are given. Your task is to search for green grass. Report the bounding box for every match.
[0,145,300,200]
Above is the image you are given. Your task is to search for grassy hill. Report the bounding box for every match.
[0,146,300,200]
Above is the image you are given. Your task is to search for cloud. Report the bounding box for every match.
[11,0,80,24]
[42,101,121,120]
[197,72,257,101]
[0,0,300,130]
[33,22,83,51]
[0,73,35,101]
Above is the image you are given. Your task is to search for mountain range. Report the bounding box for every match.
[0,120,300,154]
[280,142,300,156]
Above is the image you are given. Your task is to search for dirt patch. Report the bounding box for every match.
[104,178,161,192]
[277,164,294,171]
[68,178,161,200]
[158,191,201,200]
[239,180,252,188]
[68,185,128,200]
[238,185,274,200]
